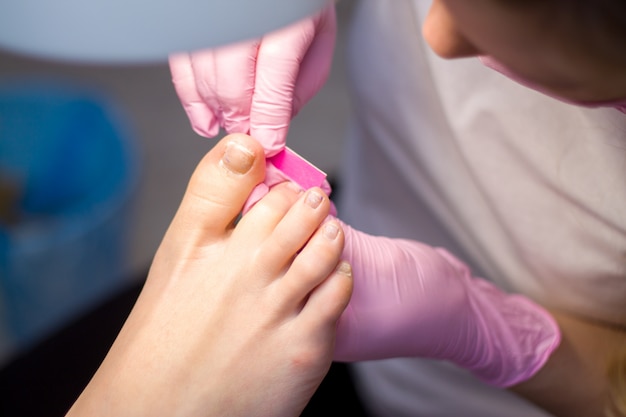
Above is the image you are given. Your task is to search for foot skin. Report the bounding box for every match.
[67,134,352,417]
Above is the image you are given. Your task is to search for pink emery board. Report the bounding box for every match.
[268,147,327,189]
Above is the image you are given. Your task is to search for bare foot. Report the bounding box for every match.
[68,134,352,417]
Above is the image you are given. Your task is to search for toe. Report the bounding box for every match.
[234,181,305,246]
[258,188,331,269]
[277,219,346,310]
[300,258,353,336]
[171,134,265,243]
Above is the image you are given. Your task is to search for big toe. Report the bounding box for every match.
[170,134,266,243]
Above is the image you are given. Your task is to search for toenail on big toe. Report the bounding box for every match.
[222,142,255,174]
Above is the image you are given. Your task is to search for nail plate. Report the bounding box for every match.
[323,222,340,240]
[335,261,352,277]
[222,141,254,174]
[306,190,323,209]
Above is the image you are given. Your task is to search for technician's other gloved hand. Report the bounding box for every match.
[169,3,337,156]
[334,223,562,388]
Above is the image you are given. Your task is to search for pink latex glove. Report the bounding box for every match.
[334,224,561,388]
[169,3,337,156]
[241,148,560,388]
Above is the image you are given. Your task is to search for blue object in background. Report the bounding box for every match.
[0,78,140,356]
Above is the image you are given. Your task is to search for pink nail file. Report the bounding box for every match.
[268,147,327,189]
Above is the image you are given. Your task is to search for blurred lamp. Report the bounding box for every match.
[0,0,330,63]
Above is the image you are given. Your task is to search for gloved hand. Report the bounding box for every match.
[235,144,559,388]
[334,223,562,388]
[169,3,337,156]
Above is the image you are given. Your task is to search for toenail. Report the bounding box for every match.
[285,181,305,194]
[221,141,255,174]
[323,222,340,240]
[335,261,352,277]
[305,190,323,209]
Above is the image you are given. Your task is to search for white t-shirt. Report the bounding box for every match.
[337,1,626,415]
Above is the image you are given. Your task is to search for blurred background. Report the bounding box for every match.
[0,0,355,364]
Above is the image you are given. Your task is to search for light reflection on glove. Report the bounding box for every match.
[169,3,337,156]
[334,223,561,388]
